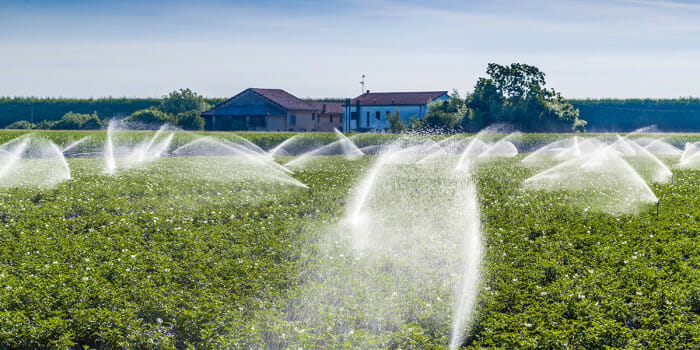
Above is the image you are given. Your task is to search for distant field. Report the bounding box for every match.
[0,131,699,348]
[1,129,699,152]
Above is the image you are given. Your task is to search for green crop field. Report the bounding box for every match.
[0,130,699,349]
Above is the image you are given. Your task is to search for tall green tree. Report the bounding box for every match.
[464,63,585,132]
[160,89,212,116]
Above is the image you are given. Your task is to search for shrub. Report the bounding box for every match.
[52,111,103,130]
[387,111,405,133]
[175,110,205,130]
[36,120,57,129]
[5,120,34,129]
[124,108,174,126]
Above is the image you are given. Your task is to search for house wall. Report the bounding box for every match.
[315,113,342,132]
[286,110,315,132]
[343,95,449,131]
[266,115,286,131]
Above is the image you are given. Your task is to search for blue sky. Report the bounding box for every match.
[1,0,699,98]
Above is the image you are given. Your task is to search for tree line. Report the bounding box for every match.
[3,90,225,130]
[568,98,700,132]
[3,63,699,132]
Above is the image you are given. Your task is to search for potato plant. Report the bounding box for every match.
[0,131,698,349]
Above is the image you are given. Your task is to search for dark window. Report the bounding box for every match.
[249,116,265,128]
[385,111,391,119]
[366,112,370,126]
[376,111,380,120]
[289,114,296,125]
[312,113,315,121]
[351,112,358,121]
[330,116,333,123]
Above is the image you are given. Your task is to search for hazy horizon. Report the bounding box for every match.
[2,0,699,99]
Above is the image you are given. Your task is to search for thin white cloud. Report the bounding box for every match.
[615,0,700,9]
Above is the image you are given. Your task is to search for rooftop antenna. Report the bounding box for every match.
[360,75,366,94]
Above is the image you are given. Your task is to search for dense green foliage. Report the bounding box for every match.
[0,97,160,128]
[419,91,467,131]
[570,98,700,132]
[52,112,103,130]
[0,131,698,348]
[397,64,585,133]
[5,120,34,130]
[464,63,585,132]
[160,89,212,116]
[0,95,226,129]
[124,108,174,126]
[175,110,206,131]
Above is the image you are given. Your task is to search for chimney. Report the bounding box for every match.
[366,90,370,94]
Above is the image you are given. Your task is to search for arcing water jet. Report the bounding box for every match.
[285,129,364,168]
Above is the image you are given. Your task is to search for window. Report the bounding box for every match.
[330,116,333,123]
[249,116,265,128]
[385,111,391,119]
[366,112,370,126]
[351,112,358,120]
[375,111,380,120]
[289,114,296,125]
[312,113,315,121]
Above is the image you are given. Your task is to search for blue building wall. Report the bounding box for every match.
[343,94,449,131]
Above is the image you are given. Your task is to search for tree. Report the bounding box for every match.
[175,110,205,130]
[464,63,585,132]
[160,89,212,116]
[387,110,405,133]
[420,90,467,131]
[125,108,174,126]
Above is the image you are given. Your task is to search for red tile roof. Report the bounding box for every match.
[350,91,448,106]
[250,88,318,111]
[308,101,343,114]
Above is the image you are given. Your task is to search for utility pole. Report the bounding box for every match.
[360,75,366,94]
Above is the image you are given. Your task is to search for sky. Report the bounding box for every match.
[1,0,699,99]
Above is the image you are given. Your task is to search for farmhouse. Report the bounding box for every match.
[343,90,449,132]
[201,88,343,132]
